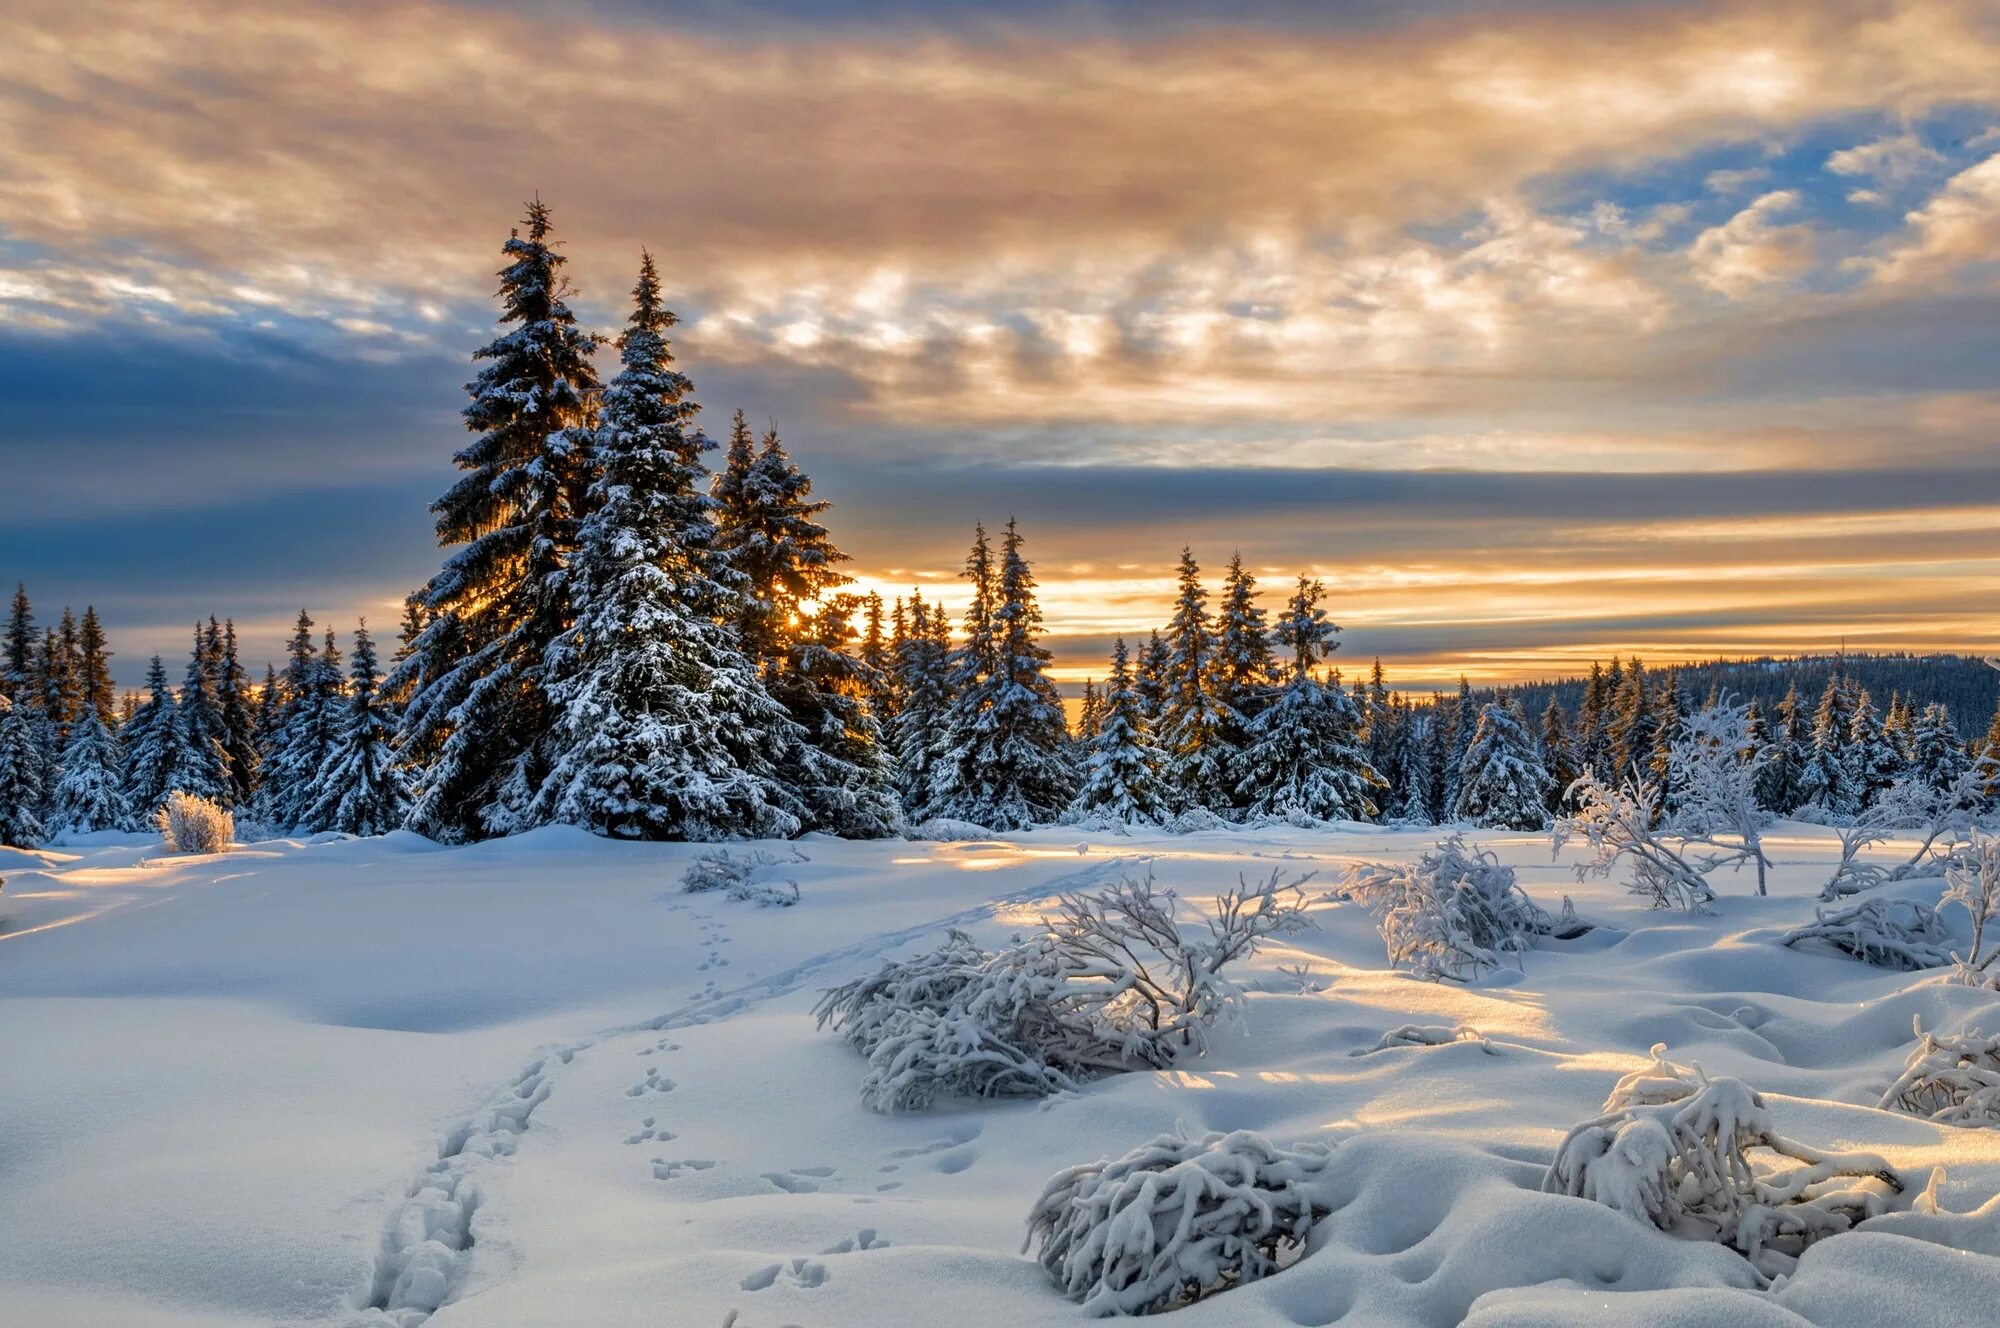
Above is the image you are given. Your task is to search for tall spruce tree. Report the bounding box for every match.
[1134,629,1170,730]
[533,254,804,840]
[120,656,178,816]
[1211,553,1276,801]
[169,624,231,804]
[1759,683,1806,812]
[301,622,410,837]
[77,606,114,726]
[1910,701,1970,792]
[395,199,604,841]
[1234,575,1381,822]
[1607,657,1654,778]
[0,696,45,846]
[49,704,130,837]
[1069,637,1171,824]
[215,619,258,806]
[890,592,953,821]
[1158,549,1233,813]
[1540,695,1579,814]
[1798,673,1859,816]
[1455,699,1551,830]
[1,583,32,704]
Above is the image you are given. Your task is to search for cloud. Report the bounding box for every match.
[1826,130,1947,184]
[1687,190,1815,296]
[1861,153,2000,285]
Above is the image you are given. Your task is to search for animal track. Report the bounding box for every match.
[626,1067,677,1097]
[820,1228,888,1254]
[624,1117,675,1145]
[762,1166,834,1194]
[741,1257,829,1291]
[652,1157,718,1181]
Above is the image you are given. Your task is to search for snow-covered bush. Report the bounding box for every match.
[1340,834,1573,982]
[1664,697,1773,895]
[1822,769,1987,900]
[1546,1044,1902,1279]
[814,871,1312,1112]
[1165,807,1232,835]
[1942,829,2000,987]
[1555,772,1727,911]
[1355,1023,1493,1055]
[1778,897,1954,971]
[680,847,804,907]
[1880,1018,2000,1127]
[1025,1129,1333,1315]
[153,791,233,855]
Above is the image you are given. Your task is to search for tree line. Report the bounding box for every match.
[4,200,1999,847]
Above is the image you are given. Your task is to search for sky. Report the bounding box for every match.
[4,0,2000,692]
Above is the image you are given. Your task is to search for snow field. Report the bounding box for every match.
[1,822,1997,1326]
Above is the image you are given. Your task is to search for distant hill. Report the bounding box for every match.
[1468,653,2000,739]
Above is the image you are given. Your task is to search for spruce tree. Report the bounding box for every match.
[1442,676,1474,813]
[1798,674,1859,816]
[301,622,410,837]
[711,415,849,666]
[215,619,259,806]
[1158,548,1233,813]
[1607,657,1654,778]
[1,583,32,703]
[1211,552,1276,785]
[1846,688,1901,805]
[889,592,953,821]
[77,606,115,726]
[1910,701,1970,792]
[49,704,130,837]
[859,591,896,730]
[258,611,317,827]
[1069,637,1171,824]
[1981,696,2000,804]
[120,656,178,816]
[534,254,805,841]
[1540,696,1579,814]
[395,199,605,841]
[0,696,45,847]
[1075,679,1102,743]
[1134,629,1170,729]
[169,625,231,804]
[928,525,998,822]
[1455,699,1551,830]
[769,593,901,837]
[1365,659,1396,803]
[1758,683,1806,812]
[1576,661,1610,780]
[1234,576,1381,822]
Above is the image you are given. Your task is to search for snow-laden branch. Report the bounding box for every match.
[1778,897,1954,971]
[1341,834,1582,982]
[1881,1017,2000,1127]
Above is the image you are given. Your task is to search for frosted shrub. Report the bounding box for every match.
[1556,772,1726,911]
[1778,897,1954,971]
[1546,1044,1902,1279]
[904,816,992,842]
[1340,834,1575,982]
[1822,769,1987,900]
[1663,697,1773,895]
[815,871,1312,1112]
[1025,1129,1333,1315]
[153,791,233,854]
[1355,1023,1493,1054]
[680,847,804,907]
[1881,1018,2000,1127]
[1942,829,2000,987]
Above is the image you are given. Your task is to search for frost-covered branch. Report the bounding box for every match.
[1341,834,1576,982]
[1943,830,2000,987]
[1881,1018,2000,1127]
[814,871,1313,1111]
[1025,1129,1333,1315]
[1546,1044,1903,1280]
[1554,772,1724,911]
[680,847,806,906]
[1778,897,1954,971]
[1663,696,1773,896]
[1822,768,1989,900]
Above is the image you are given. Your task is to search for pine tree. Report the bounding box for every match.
[1,583,32,704]
[215,619,258,806]
[1455,699,1551,830]
[928,525,998,822]
[769,594,901,837]
[1442,676,1474,814]
[1981,696,2000,804]
[1234,575,1382,822]
[1576,661,1611,780]
[1075,679,1103,743]
[1540,696,1579,814]
[395,199,605,841]
[1158,549,1233,813]
[77,606,114,726]
[49,704,130,837]
[1607,657,1654,778]
[120,656,178,816]
[711,414,850,666]
[1846,687,1901,805]
[258,611,316,826]
[859,591,896,729]
[169,624,231,804]
[1134,629,1170,730]
[0,696,45,846]
[254,663,283,773]
[1758,683,1806,812]
[1798,674,1858,816]
[1211,553,1276,789]
[1069,637,1171,824]
[890,592,954,821]
[1364,659,1395,804]
[300,622,410,837]
[1909,701,1970,792]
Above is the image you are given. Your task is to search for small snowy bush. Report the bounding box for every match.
[1556,772,1733,911]
[680,847,804,907]
[1821,770,1987,900]
[1880,1018,2000,1127]
[153,791,233,855]
[1341,834,1574,982]
[904,816,993,842]
[1025,1129,1333,1315]
[1546,1044,1902,1279]
[1355,1023,1493,1055]
[1165,807,1232,835]
[1942,829,2000,987]
[815,871,1312,1112]
[1778,897,1955,971]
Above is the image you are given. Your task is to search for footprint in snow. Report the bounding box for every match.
[762,1166,834,1194]
[820,1228,888,1254]
[627,1068,677,1097]
[625,1118,676,1145]
[741,1258,828,1291]
[652,1158,718,1180]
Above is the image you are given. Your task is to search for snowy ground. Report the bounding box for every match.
[3,823,1998,1327]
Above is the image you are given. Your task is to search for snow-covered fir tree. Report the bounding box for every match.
[1134,629,1170,730]
[1210,553,1275,809]
[1069,637,1171,825]
[169,625,232,805]
[0,696,46,847]
[890,592,954,821]
[1846,687,1901,806]
[213,618,259,806]
[1441,676,1474,814]
[929,520,1073,830]
[76,606,114,726]
[1540,695,1579,815]
[395,200,604,841]
[1607,658,1654,778]
[49,704,130,837]
[1576,661,1611,780]
[1910,701,1971,792]
[1157,549,1233,812]
[1758,683,1806,812]
[768,593,900,837]
[1233,575,1382,822]
[1454,698,1551,830]
[120,656,178,816]
[1798,673,1859,817]
[532,254,804,841]
[1,583,33,704]
[711,413,850,664]
[301,622,410,837]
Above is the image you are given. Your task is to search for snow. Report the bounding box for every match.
[3,821,1999,1326]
